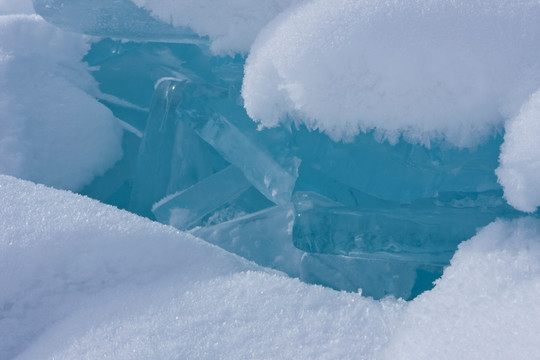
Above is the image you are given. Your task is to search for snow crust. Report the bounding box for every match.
[2,175,540,359]
[243,0,540,147]
[497,88,540,213]
[0,13,122,190]
[131,0,300,55]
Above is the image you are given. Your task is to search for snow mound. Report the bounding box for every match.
[131,0,300,55]
[497,88,540,213]
[2,175,540,359]
[0,14,122,190]
[243,0,540,147]
[383,217,540,359]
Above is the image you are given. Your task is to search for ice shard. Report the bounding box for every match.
[176,82,300,205]
[152,165,252,230]
[192,204,303,277]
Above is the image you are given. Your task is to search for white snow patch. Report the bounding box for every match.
[0,0,34,14]
[0,14,122,190]
[496,88,540,213]
[243,0,540,147]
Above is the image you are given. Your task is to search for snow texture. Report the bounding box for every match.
[243,0,540,147]
[497,88,540,213]
[131,0,300,55]
[0,13,122,191]
[2,175,540,359]
[0,0,33,14]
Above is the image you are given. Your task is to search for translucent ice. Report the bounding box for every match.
[153,165,251,230]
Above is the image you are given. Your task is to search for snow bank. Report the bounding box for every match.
[131,0,300,55]
[3,175,540,359]
[496,88,540,213]
[0,175,399,359]
[383,218,540,359]
[243,0,540,147]
[0,14,122,190]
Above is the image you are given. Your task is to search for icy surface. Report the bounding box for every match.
[243,0,540,146]
[497,88,540,213]
[2,176,540,359]
[0,13,122,190]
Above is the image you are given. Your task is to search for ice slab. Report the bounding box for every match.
[192,204,303,277]
[153,165,252,230]
[293,191,519,263]
[300,252,442,300]
[130,78,228,218]
[177,82,300,205]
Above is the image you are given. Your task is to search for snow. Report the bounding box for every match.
[0,13,122,191]
[131,0,300,55]
[242,0,540,147]
[0,0,33,14]
[2,175,540,359]
[382,218,540,359]
[497,88,540,213]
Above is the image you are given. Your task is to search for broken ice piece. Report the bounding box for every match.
[178,105,300,205]
[152,165,251,230]
[292,191,517,264]
[300,252,442,300]
[192,204,303,277]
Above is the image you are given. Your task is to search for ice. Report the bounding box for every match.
[497,88,540,213]
[0,13,122,191]
[177,87,300,205]
[243,0,540,147]
[153,165,252,230]
[192,204,303,277]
